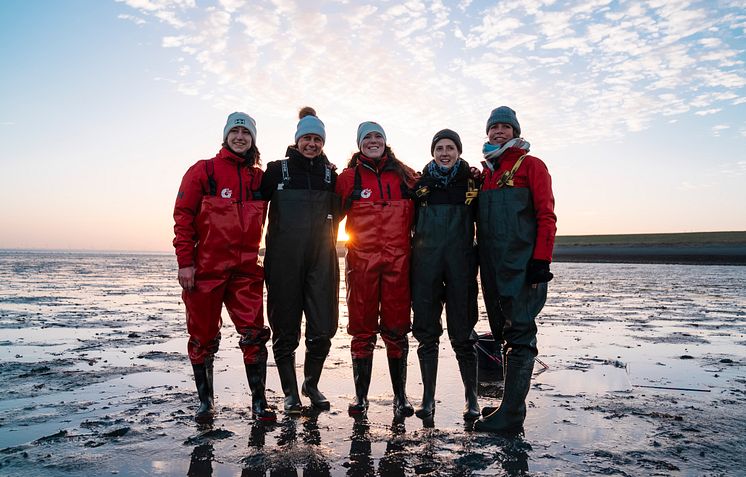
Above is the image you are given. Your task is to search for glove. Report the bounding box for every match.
[526,259,553,284]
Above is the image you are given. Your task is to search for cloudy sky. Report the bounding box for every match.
[1,0,745,251]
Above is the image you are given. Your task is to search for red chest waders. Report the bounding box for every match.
[344,167,414,359]
[343,164,415,418]
[179,156,275,422]
[184,161,269,365]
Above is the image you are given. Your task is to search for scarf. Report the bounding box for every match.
[482,138,531,171]
[426,158,462,187]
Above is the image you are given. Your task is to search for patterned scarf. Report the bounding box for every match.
[426,158,462,187]
[482,138,531,171]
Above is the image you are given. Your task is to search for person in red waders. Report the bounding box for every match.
[336,121,417,418]
[173,112,275,424]
[260,107,340,415]
[473,106,557,434]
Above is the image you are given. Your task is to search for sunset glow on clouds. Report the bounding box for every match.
[0,0,744,251]
[116,0,746,148]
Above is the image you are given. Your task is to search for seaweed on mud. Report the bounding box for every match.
[184,428,235,445]
[137,350,184,362]
[635,332,710,344]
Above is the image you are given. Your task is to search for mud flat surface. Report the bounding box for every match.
[0,251,745,476]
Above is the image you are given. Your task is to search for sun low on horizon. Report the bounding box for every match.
[0,0,744,252]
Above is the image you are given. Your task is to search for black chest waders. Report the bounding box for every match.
[474,175,547,433]
[411,188,480,420]
[264,159,340,412]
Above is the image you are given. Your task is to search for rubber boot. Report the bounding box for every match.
[245,363,277,422]
[388,353,414,418]
[457,356,480,420]
[474,348,534,433]
[481,345,507,417]
[415,358,437,419]
[276,357,302,415]
[302,351,330,410]
[192,358,214,423]
[348,357,373,415]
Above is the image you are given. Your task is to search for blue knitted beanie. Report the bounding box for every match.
[356,121,387,150]
[223,112,257,142]
[295,115,326,143]
[485,106,520,136]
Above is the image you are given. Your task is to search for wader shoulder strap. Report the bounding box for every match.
[465,178,478,205]
[497,154,527,188]
[278,159,290,190]
[324,165,332,186]
[204,159,217,196]
[344,166,363,212]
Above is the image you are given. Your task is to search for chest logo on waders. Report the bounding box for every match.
[221,188,233,198]
[361,188,372,199]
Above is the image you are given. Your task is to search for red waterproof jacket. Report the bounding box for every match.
[336,154,414,250]
[336,155,412,202]
[481,147,556,261]
[173,147,264,268]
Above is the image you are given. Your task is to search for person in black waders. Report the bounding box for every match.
[173,112,275,423]
[260,107,340,415]
[473,106,557,433]
[336,121,418,419]
[410,129,481,422]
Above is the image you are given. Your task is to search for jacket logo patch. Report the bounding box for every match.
[361,188,372,199]
[221,188,232,198]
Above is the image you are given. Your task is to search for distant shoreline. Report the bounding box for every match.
[552,231,746,265]
[3,231,745,266]
[552,244,746,265]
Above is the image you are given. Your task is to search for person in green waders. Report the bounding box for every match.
[260,107,340,414]
[473,106,557,433]
[410,129,481,422]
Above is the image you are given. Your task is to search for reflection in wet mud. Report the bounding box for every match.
[346,416,373,476]
[188,443,214,477]
[1,252,745,475]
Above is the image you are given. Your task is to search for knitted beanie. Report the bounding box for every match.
[223,112,257,142]
[295,107,326,143]
[356,121,387,150]
[485,106,521,136]
[431,128,462,155]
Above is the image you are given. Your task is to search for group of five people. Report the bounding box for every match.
[172,105,557,434]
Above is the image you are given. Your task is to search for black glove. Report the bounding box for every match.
[526,259,553,284]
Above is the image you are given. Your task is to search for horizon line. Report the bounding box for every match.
[2,230,744,255]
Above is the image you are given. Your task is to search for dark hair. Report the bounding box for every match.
[347,146,416,187]
[248,145,261,167]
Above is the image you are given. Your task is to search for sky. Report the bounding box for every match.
[1,0,745,252]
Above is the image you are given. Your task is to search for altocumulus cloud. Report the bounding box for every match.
[117,0,745,149]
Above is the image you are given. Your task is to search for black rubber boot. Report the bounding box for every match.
[348,357,373,415]
[192,358,214,423]
[276,357,302,415]
[245,363,277,422]
[302,350,330,410]
[457,357,480,420]
[388,353,414,418]
[415,358,437,419]
[474,348,534,433]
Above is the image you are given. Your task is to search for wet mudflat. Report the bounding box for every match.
[0,251,744,476]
